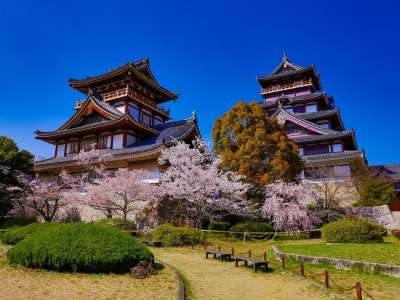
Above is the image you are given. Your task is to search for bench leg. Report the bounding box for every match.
[206,253,208,259]
[235,259,238,267]
[244,261,248,267]
[254,264,257,272]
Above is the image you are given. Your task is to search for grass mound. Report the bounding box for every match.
[7,223,153,273]
[1,222,57,245]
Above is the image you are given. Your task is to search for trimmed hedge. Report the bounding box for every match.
[152,224,204,246]
[1,222,57,245]
[7,223,152,273]
[208,222,231,231]
[95,218,136,231]
[230,222,274,233]
[0,217,36,229]
[321,218,385,243]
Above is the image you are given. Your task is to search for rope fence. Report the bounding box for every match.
[200,242,377,300]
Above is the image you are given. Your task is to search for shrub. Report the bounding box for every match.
[7,223,152,273]
[321,217,385,243]
[230,222,274,232]
[152,224,204,246]
[1,222,57,245]
[208,221,231,231]
[95,218,136,231]
[0,217,36,229]
[392,229,400,240]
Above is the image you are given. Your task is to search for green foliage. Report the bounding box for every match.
[230,222,274,232]
[0,217,36,229]
[355,178,395,207]
[212,101,302,186]
[152,224,204,246]
[7,223,152,273]
[95,217,136,230]
[208,222,231,231]
[392,229,400,240]
[1,222,57,245]
[321,218,385,243]
[0,136,34,218]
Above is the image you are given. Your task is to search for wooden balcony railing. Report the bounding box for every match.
[101,87,169,116]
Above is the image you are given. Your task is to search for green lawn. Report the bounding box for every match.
[279,237,400,265]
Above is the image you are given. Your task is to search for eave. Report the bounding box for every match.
[35,114,159,144]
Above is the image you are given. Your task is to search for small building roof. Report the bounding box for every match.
[69,58,178,103]
[257,54,321,90]
[302,150,365,166]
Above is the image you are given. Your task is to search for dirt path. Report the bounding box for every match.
[153,247,334,300]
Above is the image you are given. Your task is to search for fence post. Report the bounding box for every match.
[324,271,329,288]
[282,256,285,270]
[204,241,207,250]
[218,245,221,252]
[248,250,252,257]
[300,262,305,276]
[355,282,362,300]
[231,247,235,256]
[263,252,267,261]
[191,240,194,250]
[243,232,247,244]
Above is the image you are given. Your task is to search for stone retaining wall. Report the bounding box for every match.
[272,246,400,278]
[346,204,400,230]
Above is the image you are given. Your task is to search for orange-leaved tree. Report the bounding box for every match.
[213,101,302,186]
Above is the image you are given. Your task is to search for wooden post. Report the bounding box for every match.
[231,247,234,256]
[355,282,362,300]
[248,250,252,257]
[263,252,267,261]
[282,257,285,269]
[324,271,329,288]
[218,245,221,252]
[191,240,194,250]
[300,262,305,276]
[204,241,207,250]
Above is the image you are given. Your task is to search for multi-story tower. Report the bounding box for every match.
[35,58,200,178]
[257,54,365,180]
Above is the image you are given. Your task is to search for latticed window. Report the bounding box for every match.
[128,104,140,121]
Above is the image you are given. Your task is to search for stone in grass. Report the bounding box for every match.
[129,261,154,279]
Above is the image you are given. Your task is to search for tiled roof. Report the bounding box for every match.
[261,92,330,108]
[91,95,123,117]
[292,131,354,143]
[369,164,400,180]
[296,109,339,120]
[302,150,364,164]
[35,118,198,167]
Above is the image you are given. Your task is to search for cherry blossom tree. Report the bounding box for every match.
[158,138,250,225]
[10,171,76,222]
[84,168,160,224]
[262,181,319,231]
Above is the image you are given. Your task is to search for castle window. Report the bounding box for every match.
[293,105,305,113]
[98,135,111,149]
[318,121,330,129]
[128,104,140,121]
[305,144,317,155]
[285,107,293,114]
[56,144,65,157]
[112,134,123,149]
[318,144,330,154]
[306,104,317,113]
[299,147,304,156]
[332,143,343,153]
[66,141,79,155]
[142,110,152,127]
[126,134,136,146]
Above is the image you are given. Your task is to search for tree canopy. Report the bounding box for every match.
[212,101,302,186]
[0,136,34,218]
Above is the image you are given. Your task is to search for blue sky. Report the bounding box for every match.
[0,0,399,164]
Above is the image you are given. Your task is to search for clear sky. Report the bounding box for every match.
[0,0,399,164]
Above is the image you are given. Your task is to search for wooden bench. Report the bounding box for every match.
[232,250,269,272]
[205,249,232,261]
[142,240,162,247]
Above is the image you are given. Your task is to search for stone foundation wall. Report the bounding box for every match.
[346,205,400,230]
